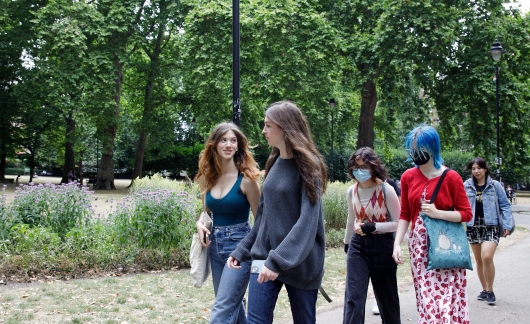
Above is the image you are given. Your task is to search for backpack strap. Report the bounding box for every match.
[382,181,392,221]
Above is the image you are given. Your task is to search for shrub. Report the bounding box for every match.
[131,173,199,197]
[11,182,93,238]
[9,224,61,255]
[0,185,17,241]
[112,188,198,251]
[325,228,345,248]
[322,181,351,231]
[62,219,120,270]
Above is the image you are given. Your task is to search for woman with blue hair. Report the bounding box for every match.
[392,125,473,323]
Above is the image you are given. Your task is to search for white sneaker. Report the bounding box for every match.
[372,301,380,315]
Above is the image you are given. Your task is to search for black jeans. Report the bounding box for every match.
[343,233,401,324]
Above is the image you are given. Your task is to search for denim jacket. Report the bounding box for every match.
[464,176,514,230]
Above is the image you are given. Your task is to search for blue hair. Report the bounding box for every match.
[404,124,444,168]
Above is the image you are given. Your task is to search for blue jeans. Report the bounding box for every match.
[210,221,251,324]
[247,273,318,324]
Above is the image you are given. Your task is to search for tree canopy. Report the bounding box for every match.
[1,0,529,185]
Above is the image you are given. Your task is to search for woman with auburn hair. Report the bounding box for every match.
[194,122,261,324]
[464,157,513,305]
[228,101,327,324]
[393,125,473,323]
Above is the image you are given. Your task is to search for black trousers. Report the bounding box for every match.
[343,233,401,324]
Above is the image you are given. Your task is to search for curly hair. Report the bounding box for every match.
[263,101,327,203]
[347,147,388,182]
[194,122,260,193]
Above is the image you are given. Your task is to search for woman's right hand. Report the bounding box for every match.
[392,244,404,264]
[227,256,241,269]
[196,221,210,248]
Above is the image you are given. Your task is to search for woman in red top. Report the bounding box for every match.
[392,125,473,324]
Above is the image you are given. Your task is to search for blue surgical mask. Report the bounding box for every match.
[352,169,372,183]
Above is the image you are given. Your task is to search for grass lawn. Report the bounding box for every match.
[2,229,527,324]
[0,245,415,324]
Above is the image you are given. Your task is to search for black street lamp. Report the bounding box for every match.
[232,0,241,126]
[490,40,503,180]
[192,117,196,178]
[329,99,336,182]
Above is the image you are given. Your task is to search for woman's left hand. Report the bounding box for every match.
[503,229,511,237]
[257,265,279,283]
[421,203,439,218]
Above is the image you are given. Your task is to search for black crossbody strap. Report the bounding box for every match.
[429,168,450,204]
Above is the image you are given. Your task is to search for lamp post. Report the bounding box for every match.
[329,99,336,181]
[232,0,241,126]
[490,40,503,180]
[192,117,196,178]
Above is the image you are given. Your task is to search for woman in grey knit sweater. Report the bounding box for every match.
[228,101,328,324]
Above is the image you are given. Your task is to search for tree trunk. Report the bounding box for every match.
[95,59,122,190]
[130,24,165,185]
[28,149,35,184]
[356,79,378,149]
[131,129,148,182]
[62,113,76,183]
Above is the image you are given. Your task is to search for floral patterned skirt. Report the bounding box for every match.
[408,214,470,324]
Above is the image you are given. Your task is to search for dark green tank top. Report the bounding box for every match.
[205,174,250,226]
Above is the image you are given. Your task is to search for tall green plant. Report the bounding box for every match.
[322,181,351,231]
[11,182,93,238]
[112,186,198,251]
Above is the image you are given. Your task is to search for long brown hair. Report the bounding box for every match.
[195,122,260,193]
[263,101,327,203]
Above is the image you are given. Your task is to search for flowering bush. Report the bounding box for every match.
[112,187,199,251]
[131,173,199,196]
[11,182,93,238]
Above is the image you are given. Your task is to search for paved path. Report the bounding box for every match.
[288,204,530,324]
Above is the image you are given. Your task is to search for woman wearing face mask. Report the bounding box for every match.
[343,147,401,324]
[392,125,472,323]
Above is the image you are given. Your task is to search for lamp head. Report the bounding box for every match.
[490,40,503,62]
[329,98,336,109]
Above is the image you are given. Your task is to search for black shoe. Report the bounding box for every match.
[477,290,488,300]
[486,291,496,305]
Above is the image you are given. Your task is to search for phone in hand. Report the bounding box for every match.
[250,260,265,274]
[203,233,210,244]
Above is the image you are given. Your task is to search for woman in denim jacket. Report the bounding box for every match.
[464,157,514,305]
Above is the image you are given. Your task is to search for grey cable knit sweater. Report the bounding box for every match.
[230,156,325,290]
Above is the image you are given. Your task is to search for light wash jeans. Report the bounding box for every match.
[209,221,251,324]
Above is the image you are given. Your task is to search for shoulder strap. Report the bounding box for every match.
[429,168,450,204]
[382,181,392,221]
